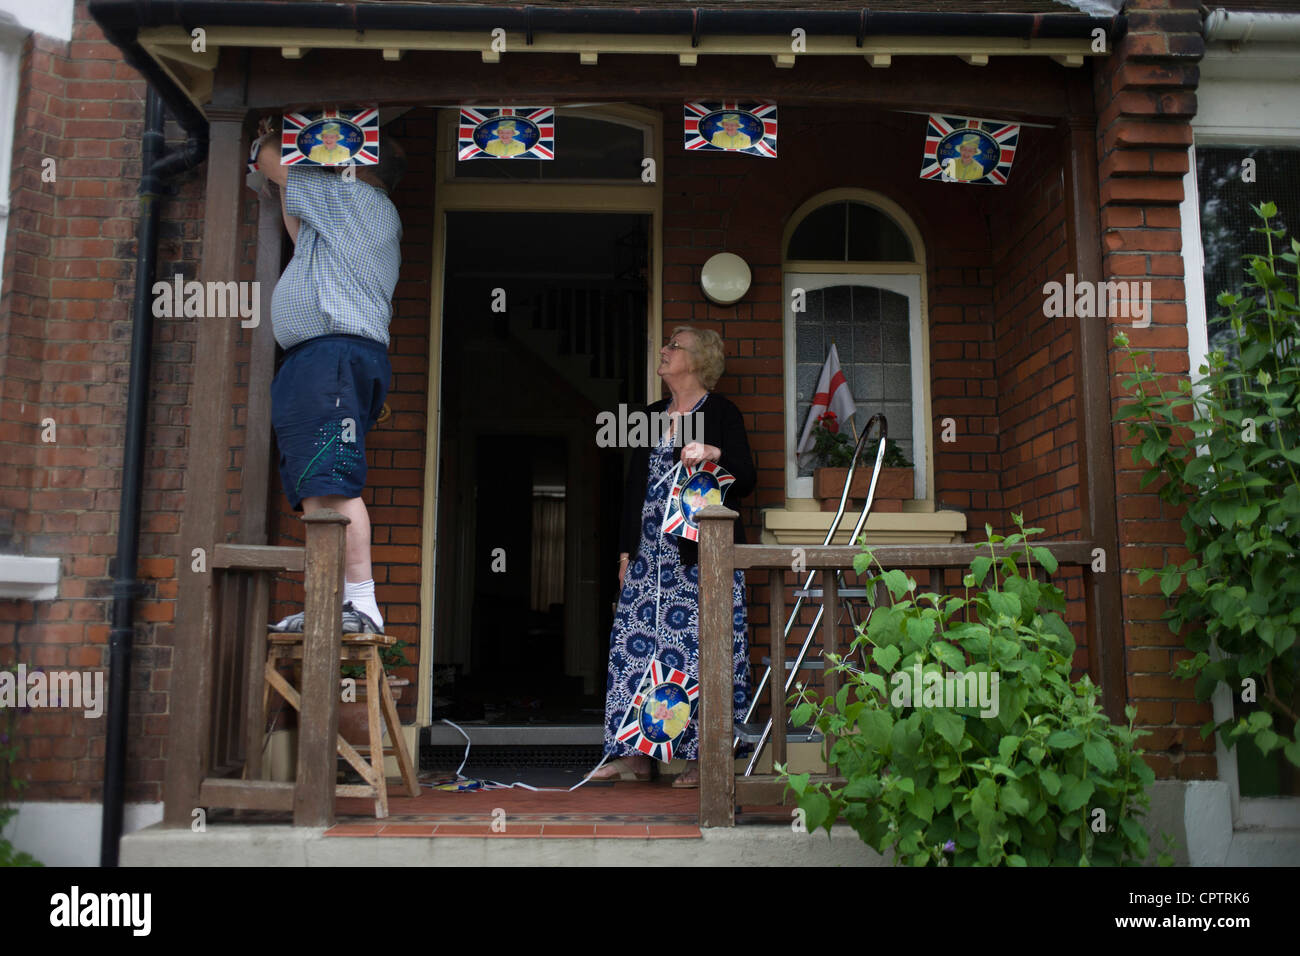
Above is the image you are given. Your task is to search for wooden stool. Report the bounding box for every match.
[263,631,420,819]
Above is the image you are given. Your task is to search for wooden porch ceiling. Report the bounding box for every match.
[136,24,1100,118]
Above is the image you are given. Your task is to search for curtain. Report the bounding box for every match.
[530,495,565,611]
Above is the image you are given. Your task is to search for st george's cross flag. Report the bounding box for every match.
[796,344,856,464]
[614,657,700,763]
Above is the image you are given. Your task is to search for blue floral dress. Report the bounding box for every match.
[603,396,751,761]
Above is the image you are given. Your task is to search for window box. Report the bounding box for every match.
[813,466,913,512]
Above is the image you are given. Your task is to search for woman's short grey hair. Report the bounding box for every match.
[672,325,726,389]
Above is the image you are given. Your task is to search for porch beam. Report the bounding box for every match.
[162,55,249,827]
[240,191,282,549]
[137,26,1102,62]
[232,48,1082,119]
[1063,115,1127,724]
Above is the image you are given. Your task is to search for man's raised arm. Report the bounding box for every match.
[255,133,300,244]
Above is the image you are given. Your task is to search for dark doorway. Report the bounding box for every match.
[433,212,648,733]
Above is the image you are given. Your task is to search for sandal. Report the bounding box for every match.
[589,757,652,782]
[671,761,699,789]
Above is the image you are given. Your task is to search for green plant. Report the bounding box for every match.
[340,639,411,682]
[1115,201,1300,773]
[779,516,1162,866]
[809,412,912,469]
[0,665,42,867]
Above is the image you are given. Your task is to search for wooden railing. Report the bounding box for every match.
[694,505,1103,827]
[193,510,350,825]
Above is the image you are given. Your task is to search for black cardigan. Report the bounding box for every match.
[618,393,756,568]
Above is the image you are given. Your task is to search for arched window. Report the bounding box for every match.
[787,201,914,262]
[783,191,931,502]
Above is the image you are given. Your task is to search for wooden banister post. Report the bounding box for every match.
[294,509,349,826]
[162,99,248,827]
[696,504,738,828]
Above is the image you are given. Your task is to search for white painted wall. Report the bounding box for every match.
[0,1,74,42]
[7,802,164,866]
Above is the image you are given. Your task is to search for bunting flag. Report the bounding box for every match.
[684,101,778,158]
[662,460,736,542]
[796,344,856,463]
[919,114,1020,185]
[458,106,555,160]
[280,106,379,166]
[614,657,701,763]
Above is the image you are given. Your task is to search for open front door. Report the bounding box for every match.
[432,211,648,740]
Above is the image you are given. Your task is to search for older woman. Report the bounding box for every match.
[593,326,754,786]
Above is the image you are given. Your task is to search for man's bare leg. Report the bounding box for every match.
[301,494,372,581]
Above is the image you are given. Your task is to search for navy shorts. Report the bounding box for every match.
[271,333,390,511]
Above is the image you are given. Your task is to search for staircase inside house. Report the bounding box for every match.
[507,283,644,414]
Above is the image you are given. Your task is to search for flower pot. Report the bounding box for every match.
[338,677,406,745]
[814,466,913,512]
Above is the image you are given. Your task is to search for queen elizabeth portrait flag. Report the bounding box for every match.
[458,106,555,160]
[919,114,1020,185]
[614,657,701,763]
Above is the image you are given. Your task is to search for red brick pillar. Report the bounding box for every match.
[1094,0,1212,779]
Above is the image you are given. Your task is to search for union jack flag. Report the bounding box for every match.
[919,114,1019,185]
[280,106,379,167]
[614,657,701,763]
[457,106,555,161]
[683,101,778,158]
[662,460,736,542]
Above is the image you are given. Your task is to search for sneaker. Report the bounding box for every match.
[269,610,304,633]
[341,601,384,635]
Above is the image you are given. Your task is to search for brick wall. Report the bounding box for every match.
[1094,0,1210,779]
[987,126,1089,671]
[0,4,206,801]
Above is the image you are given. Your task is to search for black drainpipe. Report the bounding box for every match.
[101,86,206,868]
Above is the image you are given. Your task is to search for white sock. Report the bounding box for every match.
[344,579,384,631]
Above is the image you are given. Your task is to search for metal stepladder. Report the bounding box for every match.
[735,413,891,775]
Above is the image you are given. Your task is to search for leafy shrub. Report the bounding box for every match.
[1115,202,1300,771]
[780,517,1162,866]
[1,668,42,866]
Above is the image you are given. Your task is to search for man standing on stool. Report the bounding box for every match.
[255,123,406,634]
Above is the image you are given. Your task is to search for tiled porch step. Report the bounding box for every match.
[326,822,701,838]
